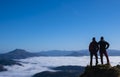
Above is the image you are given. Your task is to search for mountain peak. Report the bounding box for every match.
[8,49,29,54]
[0,49,38,59]
[14,49,26,51]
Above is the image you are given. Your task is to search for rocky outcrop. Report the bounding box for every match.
[80,64,120,77]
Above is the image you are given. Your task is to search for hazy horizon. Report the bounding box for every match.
[0,48,120,54]
[0,0,120,53]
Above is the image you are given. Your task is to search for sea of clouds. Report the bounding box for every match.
[0,56,120,77]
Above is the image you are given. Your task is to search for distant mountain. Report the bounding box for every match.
[0,49,43,59]
[38,49,120,56]
[38,50,92,56]
[67,49,120,56]
[67,50,89,56]
[39,50,74,56]
[108,50,120,56]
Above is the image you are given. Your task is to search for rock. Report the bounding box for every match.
[80,64,120,77]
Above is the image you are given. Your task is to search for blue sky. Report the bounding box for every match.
[0,0,120,52]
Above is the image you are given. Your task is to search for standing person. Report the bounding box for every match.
[89,37,99,66]
[98,36,110,65]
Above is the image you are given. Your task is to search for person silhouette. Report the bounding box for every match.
[89,37,99,66]
[98,36,110,65]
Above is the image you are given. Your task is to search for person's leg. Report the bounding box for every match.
[100,51,103,64]
[90,53,93,66]
[94,53,98,65]
[104,51,110,64]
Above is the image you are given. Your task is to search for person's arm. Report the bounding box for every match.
[106,41,109,49]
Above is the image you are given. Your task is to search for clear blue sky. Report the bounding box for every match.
[0,0,120,52]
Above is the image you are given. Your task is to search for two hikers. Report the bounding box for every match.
[89,36,110,66]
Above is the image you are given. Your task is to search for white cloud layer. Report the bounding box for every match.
[0,56,120,77]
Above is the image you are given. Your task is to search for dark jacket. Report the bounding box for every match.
[98,40,109,51]
[89,41,99,53]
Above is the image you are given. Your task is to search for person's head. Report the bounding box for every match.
[100,36,104,41]
[92,37,96,41]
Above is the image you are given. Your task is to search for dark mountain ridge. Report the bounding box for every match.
[0,64,7,72]
[33,66,85,77]
[0,49,43,59]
